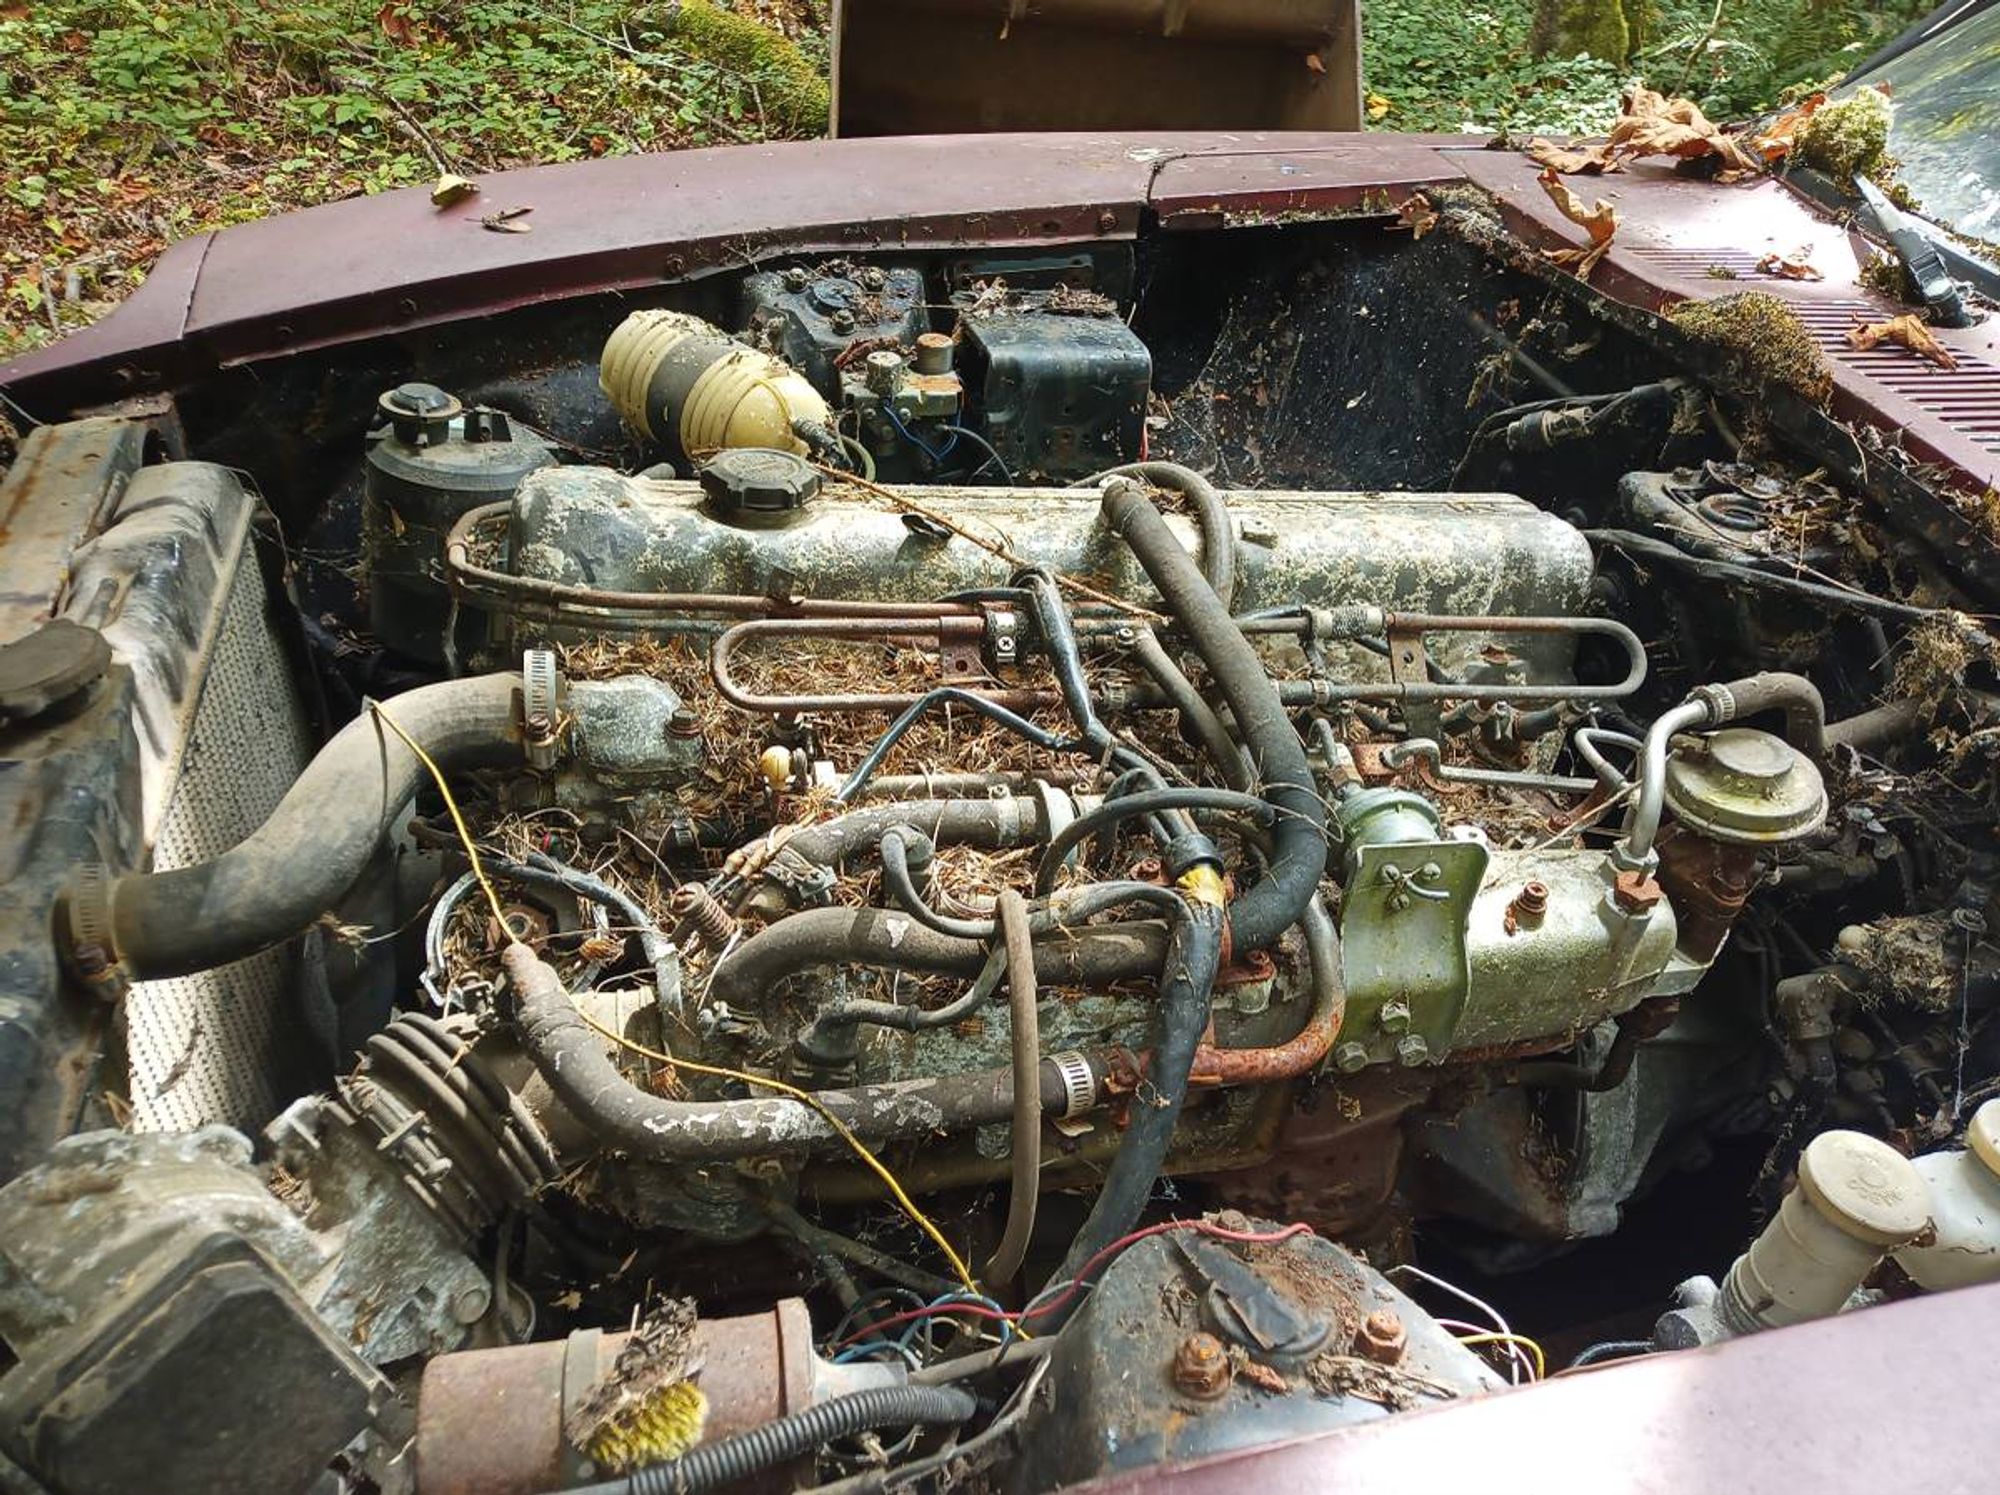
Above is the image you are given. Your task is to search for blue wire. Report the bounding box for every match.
[881,401,957,464]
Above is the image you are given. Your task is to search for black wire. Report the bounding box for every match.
[939,423,1014,484]
[1034,787,1274,894]
[1569,1339,1655,1368]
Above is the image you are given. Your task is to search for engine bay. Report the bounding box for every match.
[1,207,1997,1495]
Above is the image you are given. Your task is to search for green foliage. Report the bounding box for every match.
[0,0,828,353]
[1362,0,1931,135]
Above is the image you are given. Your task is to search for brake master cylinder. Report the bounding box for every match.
[1894,1098,2000,1290]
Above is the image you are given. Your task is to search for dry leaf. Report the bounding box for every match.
[1753,93,1826,163]
[1394,193,1439,240]
[1538,168,1618,280]
[1530,86,1761,181]
[1756,248,1823,281]
[1304,52,1326,75]
[1847,314,1959,370]
[481,205,534,234]
[376,1,416,43]
[1527,137,1623,175]
[1366,91,1392,121]
[430,173,479,208]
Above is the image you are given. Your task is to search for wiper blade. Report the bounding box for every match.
[1854,173,1974,327]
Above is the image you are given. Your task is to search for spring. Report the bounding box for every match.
[670,884,738,952]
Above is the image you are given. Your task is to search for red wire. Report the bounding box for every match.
[832,1219,1314,1349]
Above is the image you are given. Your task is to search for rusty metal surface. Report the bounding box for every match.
[415,1303,806,1495]
[832,0,1364,137]
[1452,148,2000,493]
[1070,1281,2000,1495]
[0,133,1467,415]
[0,418,147,646]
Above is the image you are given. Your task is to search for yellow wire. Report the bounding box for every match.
[1454,1331,1547,1381]
[569,1008,981,1302]
[370,702,511,931]
[368,698,983,1300]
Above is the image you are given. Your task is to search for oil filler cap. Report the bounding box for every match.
[1662,727,1826,845]
[699,447,821,520]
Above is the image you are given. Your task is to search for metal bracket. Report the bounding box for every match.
[1385,621,1442,739]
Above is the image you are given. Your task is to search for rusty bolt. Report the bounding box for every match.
[829,308,856,334]
[1097,209,1119,233]
[667,707,702,739]
[1358,1309,1407,1365]
[1172,1333,1232,1400]
[1612,869,1664,914]
[1514,880,1549,917]
[1332,1041,1371,1074]
[783,266,809,291]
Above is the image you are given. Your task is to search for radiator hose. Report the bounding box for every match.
[63,673,523,982]
[569,1384,978,1495]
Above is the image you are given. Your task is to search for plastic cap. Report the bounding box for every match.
[698,448,821,515]
[1968,1098,2000,1178]
[1797,1129,1931,1246]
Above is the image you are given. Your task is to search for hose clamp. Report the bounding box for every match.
[64,863,126,1001]
[522,649,560,770]
[1691,681,1736,725]
[1049,1050,1097,1123]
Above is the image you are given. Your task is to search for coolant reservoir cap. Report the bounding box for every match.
[1662,726,1826,844]
[1968,1098,2000,1178]
[699,447,821,518]
[1797,1129,1931,1246]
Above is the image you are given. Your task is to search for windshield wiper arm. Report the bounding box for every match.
[1854,173,1976,326]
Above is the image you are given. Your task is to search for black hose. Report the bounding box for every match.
[1101,478,1329,951]
[490,852,678,1007]
[1569,1340,1654,1368]
[1075,461,1236,611]
[881,829,991,941]
[781,799,1047,878]
[1585,528,1952,625]
[579,1384,977,1495]
[834,688,1072,803]
[76,673,522,980]
[1033,787,1276,893]
[503,942,1103,1162]
[1040,894,1225,1319]
[1130,628,1249,789]
[709,905,1168,1012]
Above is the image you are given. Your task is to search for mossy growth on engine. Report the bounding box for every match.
[1666,291,1834,406]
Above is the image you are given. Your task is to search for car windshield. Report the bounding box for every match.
[1844,2,2000,239]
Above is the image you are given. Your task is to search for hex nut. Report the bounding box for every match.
[1613,869,1664,914]
[1394,1034,1431,1067]
[1332,1041,1371,1074]
[1377,999,1412,1035]
[1172,1333,1232,1400]
[1357,1309,1407,1365]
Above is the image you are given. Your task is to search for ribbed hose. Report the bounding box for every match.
[576,1384,978,1495]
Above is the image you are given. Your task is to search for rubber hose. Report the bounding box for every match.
[1041,895,1225,1316]
[506,942,1096,1162]
[81,673,522,980]
[1033,787,1274,894]
[984,889,1041,1284]
[1130,628,1249,789]
[708,905,1168,1012]
[780,798,1047,879]
[1078,461,1236,611]
[1100,481,1328,951]
[584,1384,977,1495]
[881,829,990,940]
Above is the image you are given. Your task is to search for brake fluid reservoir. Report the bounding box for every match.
[1894,1099,2000,1291]
[1721,1129,1930,1332]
